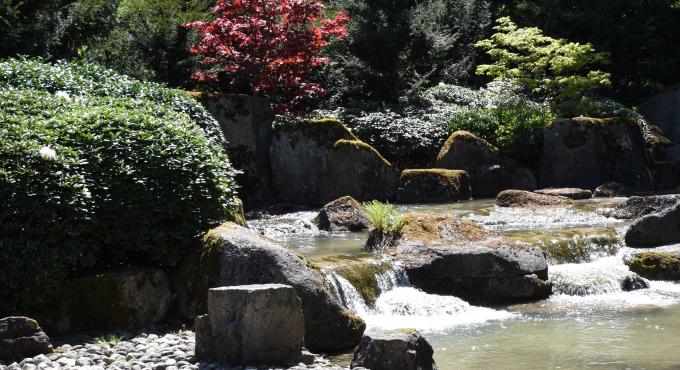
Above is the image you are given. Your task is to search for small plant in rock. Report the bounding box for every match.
[363,201,404,233]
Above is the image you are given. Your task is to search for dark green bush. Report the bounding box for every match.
[448,102,556,163]
[0,59,238,315]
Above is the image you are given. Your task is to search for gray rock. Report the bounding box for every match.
[0,317,53,360]
[196,285,304,366]
[639,87,680,145]
[539,117,652,191]
[350,330,438,370]
[594,182,627,197]
[396,169,472,203]
[603,195,680,219]
[435,131,536,197]
[314,196,371,232]
[175,222,365,353]
[190,93,275,207]
[46,267,172,334]
[270,118,399,205]
[625,203,680,247]
[366,213,551,304]
[496,190,572,208]
[534,188,592,200]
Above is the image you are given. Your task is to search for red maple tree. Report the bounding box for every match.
[184,0,349,112]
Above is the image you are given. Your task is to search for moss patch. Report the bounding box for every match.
[627,251,680,281]
[276,117,357,148]
[399,213,488,245]
[333,261,393,306]
[334,139,393,168]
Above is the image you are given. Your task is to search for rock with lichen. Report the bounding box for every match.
[539,117,653,191]
[626,251,680,280]
[396,169,472,203]
[0,317,53,360]
[435,131,536,197]
[365,213,551,304]
[496,190,573,208]
[594,182,627,197]
[174,222,365,353]
[315,196,371,232]
[350,329,438,370]
[270,118,399,205]
[625,202,680,247]
[603,195,680,219]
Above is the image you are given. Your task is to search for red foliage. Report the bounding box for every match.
[184,0,349,112]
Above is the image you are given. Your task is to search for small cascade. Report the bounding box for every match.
[248,211,321,238]
[326,271,371,314]
[550,256,636,296]
[325,260,515,331]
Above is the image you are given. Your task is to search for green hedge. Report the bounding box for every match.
[0,59,238,315]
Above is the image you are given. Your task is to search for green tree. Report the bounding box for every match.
[475,17,611,115]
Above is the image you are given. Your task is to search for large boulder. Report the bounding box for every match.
[434,131,536,197]
[189,93,275,207]
[539,117,653,191]
[397,169,472,203]
[44,268,172,334]
[270,118,399,205]
[496,190,573,208]
[365,213,551,303]
[639,87,680,145]
[534,188,592,200]
[350,329,438,370]
[602,195,680,219]
[175,222,365,352]
[625,202,680,247]
[626,251,680,280]
[315,196,371,232]
[0,317,53,360]
[195,285,305,366]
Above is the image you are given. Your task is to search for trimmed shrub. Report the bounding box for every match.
[0,59,238,315]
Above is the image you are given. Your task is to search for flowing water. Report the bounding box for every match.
[250,198,680,369]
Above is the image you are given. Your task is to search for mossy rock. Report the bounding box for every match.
[397,169,472,203]
[271,117,399,205]
[626,251,680,280]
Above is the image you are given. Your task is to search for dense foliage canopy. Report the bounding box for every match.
[0,59,239,315]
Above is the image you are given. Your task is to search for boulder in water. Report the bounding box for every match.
[270,118,399,205]
[496,190,573,208]
[350,329,438,370]
[315,196,371,232]
[625,203,680,247]
[195,284,306,366]
[539,117,653,191]
[621,275,649,291]
[594,182,627,197]
[435,131,536,197]
[0,317,53,360]
[603,195,680,219]
[396,169,472,203]
[626,251,680,280]
[534,188,592,200]
[175,222,365,352]
[365,213,551,304]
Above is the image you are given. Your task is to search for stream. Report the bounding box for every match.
[249,198,680,369]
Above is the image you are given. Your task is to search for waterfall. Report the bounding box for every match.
[325,260,515,332]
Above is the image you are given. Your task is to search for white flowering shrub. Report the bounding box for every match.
[0,59,239,315]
